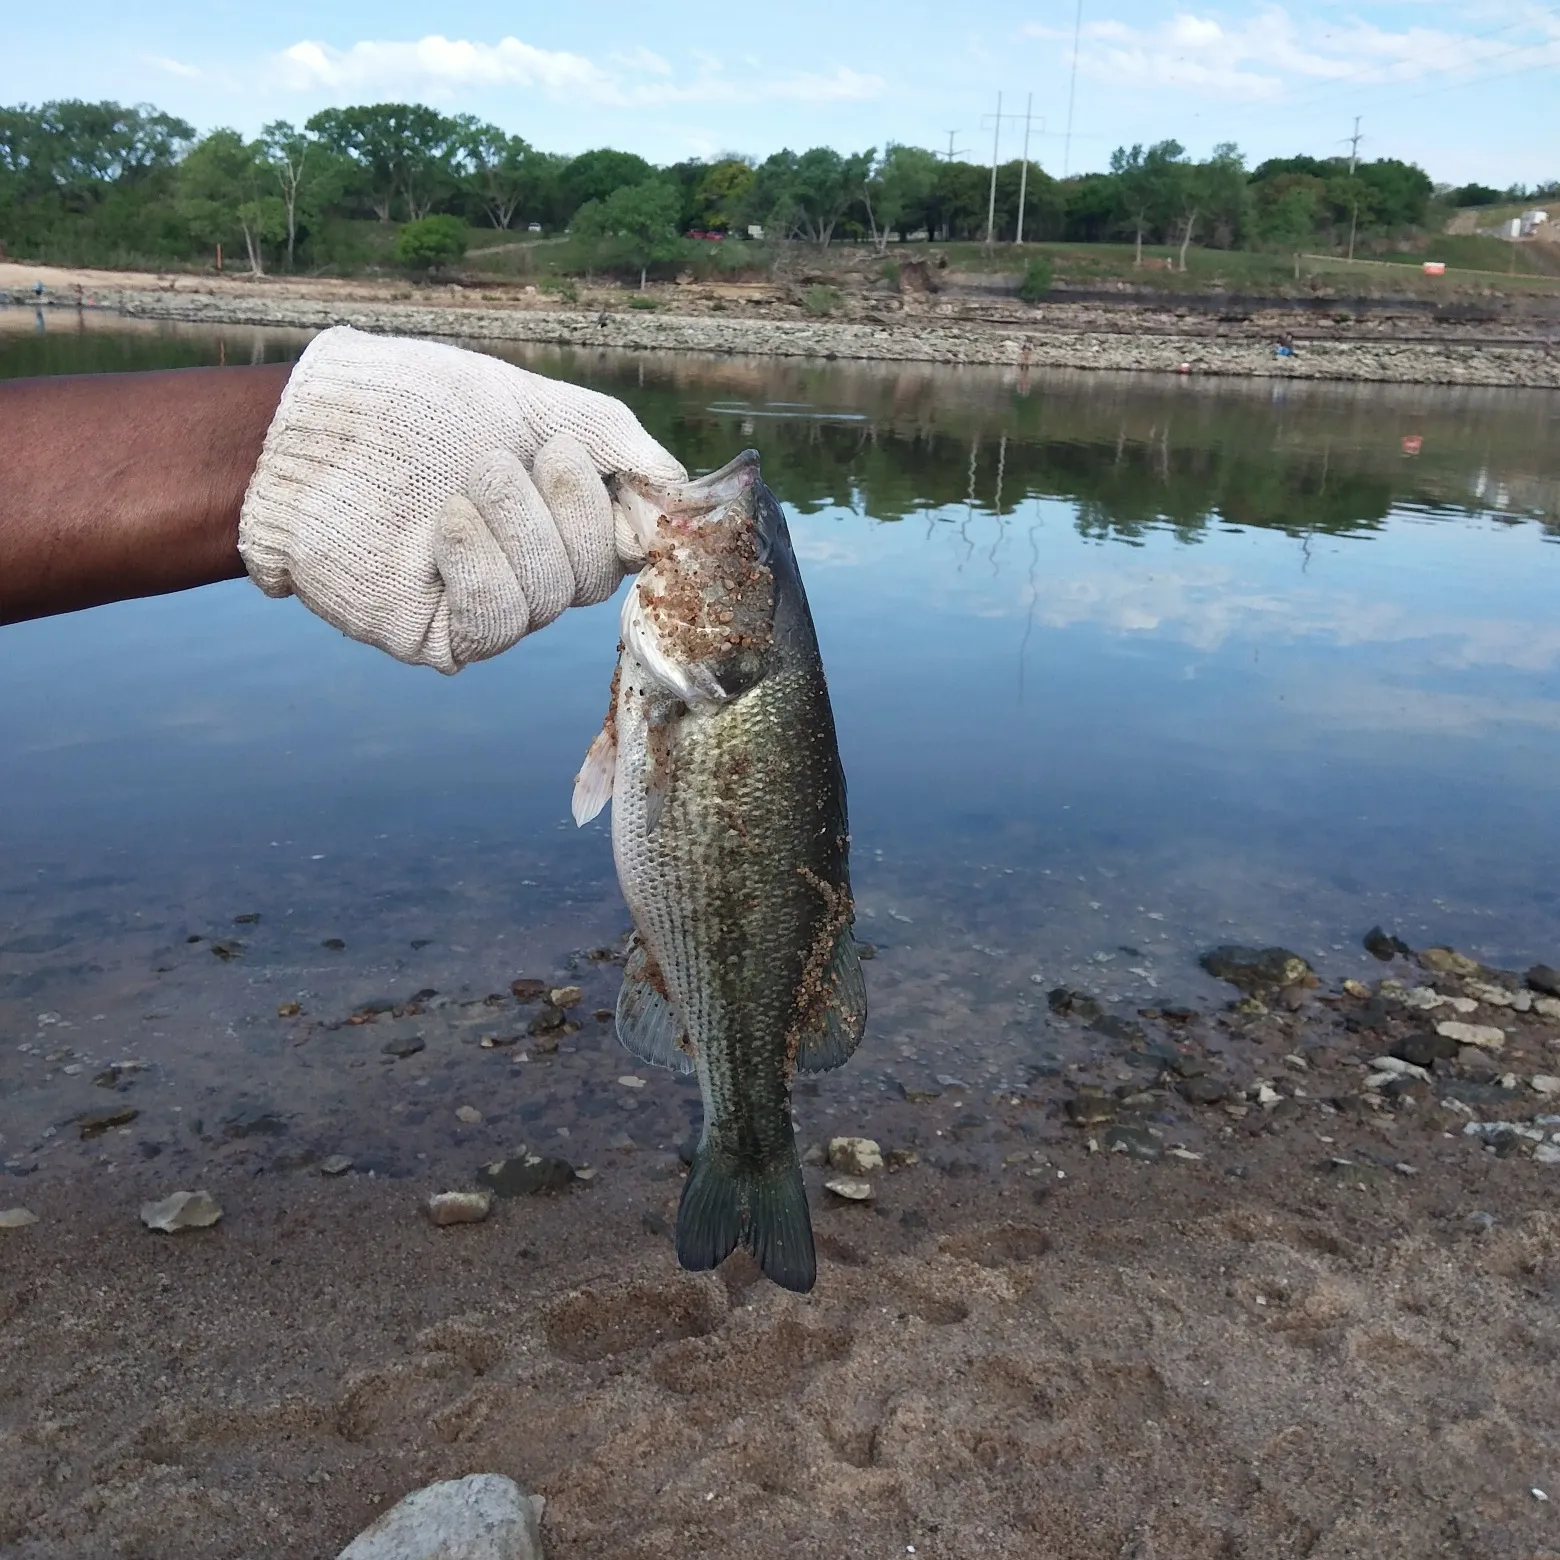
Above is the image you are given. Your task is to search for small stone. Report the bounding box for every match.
[827,1137,884,1175]
[233,912,261,925]
[1231,995,1268,1018]
[824,1175,874,1201]
[1179,1075,1227,1106]
[527,1005,566,1035]
[0,1208,39,1229]
[335,1472,543,1560]
[455,1105,483,1124]
[277,1002,302,1018]
[210,939,243,961]
[617,1075,646,1089]
[1391,1031,1459,1069]
[1342,979,1371,999]
[1047,987,1103,1022]
[1065,1090,1116,1126]
[1536,996,1560,1020]
[426,1191,493,1227]
[1105,1124,1162,1161]
[322,937,346,951]
[382,1035,426,1059]
[855,941,877,960]
[548,985,582,1008]
[1200,946,1313,993]
[1363,926,1413,962]
[1435,1020,1505,1051]
[140,1190,222,1233]
[1526,965,1560,998]
[320,1155,354,1177]
[1536,1143,1560,1166]
[1532,1076,1560,1096]
[1418,946,1480,977]
[1370,1055,1432,1084]
[478,1156,575,1197]
[510,978,546,1001]
[573,1166,597,1182]
[641,1210,670,1237]
[1165,1147,1203,1161]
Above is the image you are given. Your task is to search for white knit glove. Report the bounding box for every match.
[238,326,685,673]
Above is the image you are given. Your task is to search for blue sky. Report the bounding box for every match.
[4,0,1556,186]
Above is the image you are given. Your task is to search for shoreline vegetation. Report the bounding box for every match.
[4,259,1559,388]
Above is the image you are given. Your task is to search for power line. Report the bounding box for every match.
[1062,0,1085,177]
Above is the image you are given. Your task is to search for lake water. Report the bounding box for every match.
[2,307,1558,1187]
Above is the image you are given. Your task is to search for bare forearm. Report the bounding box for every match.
[0,362,292,624]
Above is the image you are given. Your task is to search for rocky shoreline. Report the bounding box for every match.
[9,277,1560,388]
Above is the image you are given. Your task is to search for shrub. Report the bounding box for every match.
[1019,255,1053,302]
[804,285,841,317]
[881,259,901,288]
[628,294,659,310]
[394,215,468,275]
[539,276,579,303]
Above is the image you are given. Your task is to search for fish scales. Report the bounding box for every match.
[573,450,865,1293]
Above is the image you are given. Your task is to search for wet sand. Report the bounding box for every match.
[4,948,1560,1559]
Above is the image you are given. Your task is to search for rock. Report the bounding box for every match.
[548,986,582,1009]
[1391,1031,1459,1069]
[1065,1090,1116,1126]
[1104,1124,1162,1162]
[1418,946,1480,977]
[382,1036,426,1059]
[1090,1014,1146,1043]
[0,1208,39,1229]
[1179,1075,1227,1106]
[1199,946,1313,993]
[827,1137,884,1175]
[1341,979,1371,999]
[824,1175,874,1201]
[427,1191,493,1227]
[1370,1054,1432,1084]
[321,1154,354,1176]
[455,1105,483,1124]
[617,1075,646,1089]
[277,1001,302,1018]
[140,1190,222,1233]
[1435,1020,1505,1051]
[322,937,346,951]
[223,1107,288,1139]
[79,1108,139,1139]
[1363,926,1413,962]
[1536,1143,1560,1166]
[477,1156,574,1198]
[1538,996,1560,1020]
[528,1006,566,1036]
[1532,1076,1560,1096]
[336,1473,544,1560]
[1527,965,1560,998]
[1047,987,1102,1022]
[510,978,546,1001]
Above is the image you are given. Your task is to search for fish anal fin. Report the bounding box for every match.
[795,925,868,1074]
[571,726,617,826]
[616,937,694,1075]
[676,1150,815,1294]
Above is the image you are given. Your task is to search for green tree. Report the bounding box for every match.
[305,103,457,221]
[179,128,284,273]
[558,148,654,217]
[1252,173,1325,249]
[395,213,468,274]
[693,158,754,230]
[449,119,538,230]
[257,119,344,271]
[574,178,682,287]
[863,144,940,250]
[1110,140,1185,263]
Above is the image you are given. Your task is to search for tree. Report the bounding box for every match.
[574,178,682,287]
[258,120,321,270]
[1252,173,1325,250]
[450,119,538,230]
[1110,140,1184,263]
[178,128,284,274]
[863,144,940,250]
[395,213,468,274]
[305,103,457,221]
[558,148,654,218]
[692,158,754,231]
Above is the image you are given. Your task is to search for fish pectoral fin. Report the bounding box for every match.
[571,727,617,826]
[616,938,695,1076]
[795,925,869,1074]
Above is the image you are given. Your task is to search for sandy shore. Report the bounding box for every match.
[4,941,1560,1559]
[4,260,1559,388]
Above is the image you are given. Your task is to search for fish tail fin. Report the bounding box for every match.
[676,1149,816,1294]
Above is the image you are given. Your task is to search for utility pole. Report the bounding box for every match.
[1343,116,1364,261]
[1015,95,1033,245]
[943,131,967,163]
[985,92,1002,249]
[1062,0,1084,177]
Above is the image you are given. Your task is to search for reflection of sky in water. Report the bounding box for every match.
[3,321,1558,1008]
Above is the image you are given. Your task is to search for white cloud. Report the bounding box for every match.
[1022,4,1560,103]
[146,54,202,80]
[271,34,883,110]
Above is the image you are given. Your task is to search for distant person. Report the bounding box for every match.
[0,327,685,668]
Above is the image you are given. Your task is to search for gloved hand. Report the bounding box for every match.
[238,326,684,673]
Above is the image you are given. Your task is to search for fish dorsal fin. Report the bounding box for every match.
[616,936,695,1076]
[796,925,868,1073]
[571,727,616,826]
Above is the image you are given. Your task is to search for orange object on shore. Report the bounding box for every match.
[1422,261,1446,276]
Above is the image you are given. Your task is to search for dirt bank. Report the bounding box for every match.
[3,940,1560,1559]
[4,260,1558,388]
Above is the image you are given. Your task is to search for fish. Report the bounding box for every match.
[572,450,866,1293]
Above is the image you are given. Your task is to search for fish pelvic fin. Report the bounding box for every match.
[676,1149,816,1294]
[616,936,694,1076]
[795,925,869,1074]
[571,726,617,826]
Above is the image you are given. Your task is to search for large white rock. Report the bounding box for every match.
[337,1474,544,1560]
[1435,1020,1505,1051]
[140,1190,222,1232]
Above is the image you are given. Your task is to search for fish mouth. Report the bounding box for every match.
[613,450,761,555]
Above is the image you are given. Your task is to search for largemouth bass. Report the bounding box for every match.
[572,451,865,1293]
